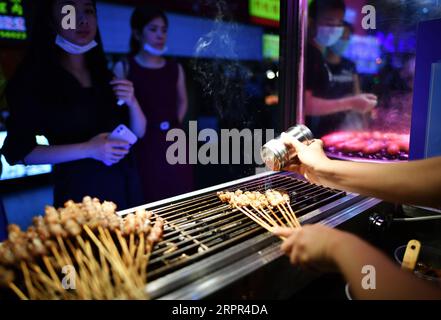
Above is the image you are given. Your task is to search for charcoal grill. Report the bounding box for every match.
[118,171,381,299]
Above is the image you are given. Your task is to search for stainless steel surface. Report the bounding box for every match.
[116,171,379,299]
[156,196,381,300]
[261,125,314,171]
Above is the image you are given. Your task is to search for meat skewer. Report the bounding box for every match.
[0,197,164,300]
[218,189,302,235]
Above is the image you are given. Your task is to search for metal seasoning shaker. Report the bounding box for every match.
[261,125,314,171]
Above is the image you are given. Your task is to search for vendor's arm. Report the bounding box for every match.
[283,135,441,208]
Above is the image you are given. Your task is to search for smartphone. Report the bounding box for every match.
[108,124,138,145]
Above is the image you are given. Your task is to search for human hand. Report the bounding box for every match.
[86,133,130,166]
[349,94,378,114]
[281,133,331,184]
[273,224,346,272]
[110,79,138,108]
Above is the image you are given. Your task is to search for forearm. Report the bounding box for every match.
[305,92,353,116]
[313,157,441,207]
[177,101,188,124]
[24,144,89,165]
[331,232,441,300]
[127,100,147,138]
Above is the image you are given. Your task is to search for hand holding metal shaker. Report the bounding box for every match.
[261,125,314,171]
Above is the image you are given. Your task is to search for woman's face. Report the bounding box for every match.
[140,17,168,50]
[53,0,97,45]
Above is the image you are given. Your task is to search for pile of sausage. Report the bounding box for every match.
[322,131,410,159]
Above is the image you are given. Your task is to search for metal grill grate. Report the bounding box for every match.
[124,172,346,280]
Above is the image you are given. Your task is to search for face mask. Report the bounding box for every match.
[144,43,168,56]
[55,34,98,55]
[330,39,350,56]
[315,26,344,47]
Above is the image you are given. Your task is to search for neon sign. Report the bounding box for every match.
[249,0,280,27]
[0,0,27,40]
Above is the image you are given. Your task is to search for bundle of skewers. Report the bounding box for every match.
[0,197,164,300]
[217,189,301,233]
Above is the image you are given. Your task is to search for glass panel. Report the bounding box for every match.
[302,0,441,163]
[1,0,281,197]
[102,0,282,193]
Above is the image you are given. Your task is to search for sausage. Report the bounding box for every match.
[322,131,355,147]
[387,135,410,153]
[397,140,410,153]
[334,141,348,151]
[372,131,383,140]
[363,141,385,154]
[383,133,400,141]
[355,132,372,140]
[342,138,366,153]
[387,143,400,156]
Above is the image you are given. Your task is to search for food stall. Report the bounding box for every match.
[1,0,440,300]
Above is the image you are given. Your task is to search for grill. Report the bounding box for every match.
[118,171,381,299]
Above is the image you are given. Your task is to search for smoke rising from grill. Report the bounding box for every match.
[191,0,251,125]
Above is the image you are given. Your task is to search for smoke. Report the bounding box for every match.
[191,0,252,126]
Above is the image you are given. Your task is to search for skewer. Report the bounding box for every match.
[21,261,36,300]
[9,282,29,300]
[284,202,302,228]
[249,204,280,227]
[1,198,162,300]
[235,205,273,232]
[277,204,296,227]
[260,205,284,227]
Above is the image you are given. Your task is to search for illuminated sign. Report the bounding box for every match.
[263,34,279,60]
[0,0,27,40]
[249,0,280,27]
[0,132,52,180]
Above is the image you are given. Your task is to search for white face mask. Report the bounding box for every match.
[315,26,344,47]
[144,43,168,56]
[55,34,98,55]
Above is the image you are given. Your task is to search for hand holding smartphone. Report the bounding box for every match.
[108,124,138,146]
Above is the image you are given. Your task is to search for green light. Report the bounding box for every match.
[249,0,280,22]
[0,30,27,40]
[263,34,279,60]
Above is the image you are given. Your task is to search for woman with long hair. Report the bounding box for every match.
[114,5,193,203]
[2,0,147,209]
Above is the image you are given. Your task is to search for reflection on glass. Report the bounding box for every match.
[303,0,441,162]
[101,1,281,194]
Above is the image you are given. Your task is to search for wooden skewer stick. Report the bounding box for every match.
[73,248,95,300]
[277,204,296,228]
[101,228,140,292]
[21,261,36,300]
[284,202,301,228]
[129,233,136,258]
[272,205,294,228]
[9,282,29,300]
[135,232,145,272]
[56,236,73,266]
[42,256,62,291]
[259,205,284,227]
[242,206,272,229]
[50,245,65,269]
[31,263,66,299]
[235,205,273,232]
[250,204,280,227]
[97,228,135,292]
[116,229,132,266]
